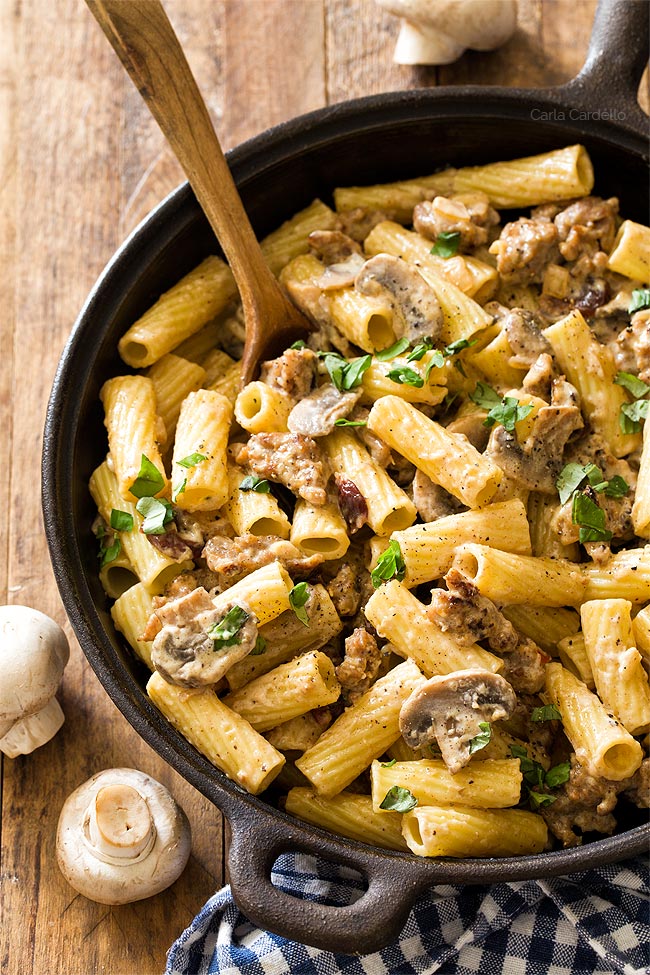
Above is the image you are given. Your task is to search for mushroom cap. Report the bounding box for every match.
[377,0,517,50]
[56,768,192,905]
[0,605,70,721]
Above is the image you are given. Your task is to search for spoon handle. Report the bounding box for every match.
[86,0,281,325]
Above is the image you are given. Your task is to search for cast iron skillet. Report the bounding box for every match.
[43,0,649,954]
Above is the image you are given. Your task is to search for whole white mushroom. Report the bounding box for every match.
[57,768,192,904]
[376,0,518,65]
[0,605,70,758]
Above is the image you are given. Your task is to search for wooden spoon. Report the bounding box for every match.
[86,0,313,384]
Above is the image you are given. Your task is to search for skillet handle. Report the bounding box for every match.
[226,814,426,955]
[561,0,649,123]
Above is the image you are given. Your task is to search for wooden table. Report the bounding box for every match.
[0,2,646,972]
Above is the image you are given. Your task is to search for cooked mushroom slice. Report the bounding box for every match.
[151,588,259,687]
[288,383,362,437]
[501,307,552,369]
[0,605,70,758]
[354,253,443,343]
[309,230,367,290]
[57,768,191,904]
[399,668,517,773]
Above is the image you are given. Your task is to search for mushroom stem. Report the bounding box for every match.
[0,696,65,759]
[394,20,465,64]
[85,784,156,865]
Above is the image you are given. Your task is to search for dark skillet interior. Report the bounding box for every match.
[44,91,650,902]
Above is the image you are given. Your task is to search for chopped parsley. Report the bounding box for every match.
[572,491,612,543]
[110,509,133,532]
[531,704,562,723]
[371,539,406,588]
[136,496,174,535]
[510,744,571,808]
[386,365,425,388]
[629,289,650,313]
[615,371,650,433]
[207,606,250,649]
[380,758,397,768]
[289,582,310,625]
[95,521,121,567]
[320,352,372,391]
[176,452,207,468]
[470,382,534,432]
[405,337,435,362]
[379,785,418,812]
[430,231,461,258]
[250,635,267,656]
[468,721,492,755]
[240,475,271,493]
[375,338,410,361]
[556,462,629,506]
[130,454,165,499]
[172,478,187,502]
[334,417,367,427]
[289,340,307,350]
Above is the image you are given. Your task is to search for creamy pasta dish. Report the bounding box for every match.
[91,145,650,858]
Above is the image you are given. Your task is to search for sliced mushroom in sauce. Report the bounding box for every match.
[399,668,517,774]
[354,253,443,344]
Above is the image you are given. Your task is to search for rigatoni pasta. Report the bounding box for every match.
[90,145,650,861]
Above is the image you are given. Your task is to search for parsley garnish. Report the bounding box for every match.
[207,606,250,649]
[386,365,425,388]
[136,496,174,535]
[289,340,307,350]
[531,704,562,723]
[334,417,367,427]
[177,452,207,469]
[130,454,165,499]
[430,231,461,258]
[572,491,612,543]
[289,582,310,625]
[375,338,410,361]
[468,721,492,755]
[110,509,134,532]
[96,524,121,566]
[380,758,397,768]
[251,635,267,655]
[379,785,418,812]
[629,289,650,313]
[405,337,435,362]
[510,745,571,808]
[371,539,406,588]
[172,478,186,502]
[556,462,629,506]
[615,371,650,433]
[240,475,271,493]
[320,352,372,391]
[470,383,534,432]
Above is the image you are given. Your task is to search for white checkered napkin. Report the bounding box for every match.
[166,854,649,975]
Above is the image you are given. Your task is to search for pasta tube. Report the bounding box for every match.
[290,499,349,560]
[402,805,548,858]
[222,650,341,732]
[147,672,284,795]
[544,663,643,781]
[286,789,408,852]
[234,382,292,433]
[583,546,650,602]
[222,464,290,539]
[111,582,157,670]
[212,561,293,627]
[556,632,595,688]
[500,605,580,654]
[100,375,168,502]
[452,544,586,606]
[392,498,531,587]
[580,599,650,735]
[370,758,522,811]
[367,396,502,508]
[146,353,206,447]
[225,584,342,690]
[171,389,232,512]
[364,579,501,676]
[324,427,416,535]
[543,309,640,457]
[607,220,650,281]
[295,659,424,796]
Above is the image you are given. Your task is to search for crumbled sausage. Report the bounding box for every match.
[336,628,382,703]
[494,217,560,284]
[235,433,329,505]
[259,348,317,402]
[203,534,323,585]
[554,196,619,262]
[413,192,499,251]
[431,569,519,652]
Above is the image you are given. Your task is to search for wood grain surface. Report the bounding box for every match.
[0,2,646,973]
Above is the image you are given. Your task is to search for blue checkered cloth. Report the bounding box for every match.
[166,853,650,975]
